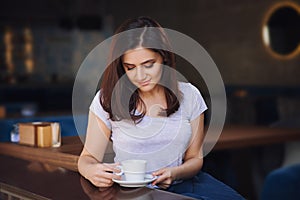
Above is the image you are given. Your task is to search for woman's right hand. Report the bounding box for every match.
[85,162,122,187]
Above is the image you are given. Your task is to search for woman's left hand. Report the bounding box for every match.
[152,167,176,189]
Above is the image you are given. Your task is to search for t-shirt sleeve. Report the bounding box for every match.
[89,91,112,130]
[188,83,208,120]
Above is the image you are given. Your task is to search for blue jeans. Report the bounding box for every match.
[261,164,300,200]
[166,171,245,200]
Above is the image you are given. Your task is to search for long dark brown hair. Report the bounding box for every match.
[100,16,181,123]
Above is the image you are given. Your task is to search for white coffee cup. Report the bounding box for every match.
[116,160,147,181]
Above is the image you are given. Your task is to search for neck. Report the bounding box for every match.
[139,85,164,100]
[138,85,167,117]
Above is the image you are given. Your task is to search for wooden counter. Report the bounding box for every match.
[209,125,300,150]
[0,155,195,200]
[0,136,82,171]
[0,125,299,172]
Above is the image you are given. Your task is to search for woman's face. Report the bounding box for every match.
[122,48,163,94]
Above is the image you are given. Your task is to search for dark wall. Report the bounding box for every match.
[2,0,299,85]
[107,0,300,87]
[1,0,300,121]
[107,0,300,125]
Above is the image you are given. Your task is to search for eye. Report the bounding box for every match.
[126,66,135,71]
[124,64,135,71]
[144,63,154,68]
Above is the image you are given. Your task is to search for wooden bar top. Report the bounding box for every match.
[0,155,195,200]
[0,136,82,171]
[0,125,299,172]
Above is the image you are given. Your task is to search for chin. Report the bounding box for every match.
[138,84,156,92]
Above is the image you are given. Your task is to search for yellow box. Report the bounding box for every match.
[37,125,52,147]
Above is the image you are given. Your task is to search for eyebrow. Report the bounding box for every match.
[123,59,156,67]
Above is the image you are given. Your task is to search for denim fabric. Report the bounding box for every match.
[261,164,300,200]
[166,171,245,200]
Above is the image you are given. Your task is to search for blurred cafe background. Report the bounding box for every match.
[0,0,300,199]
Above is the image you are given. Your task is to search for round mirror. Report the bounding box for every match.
[262,2,300,59]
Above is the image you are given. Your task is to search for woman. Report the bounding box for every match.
[78,16,244,199]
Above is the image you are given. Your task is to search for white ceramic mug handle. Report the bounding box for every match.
[114,165,123,176]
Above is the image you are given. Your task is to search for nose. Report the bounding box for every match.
[136,66,146,81]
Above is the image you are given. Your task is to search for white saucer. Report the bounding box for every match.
[113,174,157,187]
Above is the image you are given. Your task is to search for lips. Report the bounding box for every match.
[139,80,151,86]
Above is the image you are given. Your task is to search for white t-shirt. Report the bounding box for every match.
[90,82,207,173]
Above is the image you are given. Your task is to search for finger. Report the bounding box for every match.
[95,171,114,181]
[152,174,167,185]
[157,182,170,189]
[99,168,121,180]
[100,170,121,180]
[112,173,122,180]
[96,166,118,179]
[102,163,121,174]
[102,163,117,172]
[152,168,165,176]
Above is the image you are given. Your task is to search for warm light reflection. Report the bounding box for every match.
[24,27,34,74]
[4,27,14,74]
[234,89,248,98]
[262,25,270,47]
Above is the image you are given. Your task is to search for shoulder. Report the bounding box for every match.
[89,90,112,129]
[90,90,101,108]
[178,82,207,119]
[178,81,201,96]
[95,90,101,100]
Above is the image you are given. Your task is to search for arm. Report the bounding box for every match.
[152,113,205,188]
[78,111,121,187]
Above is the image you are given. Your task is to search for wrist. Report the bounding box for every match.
[171,166,182,181]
